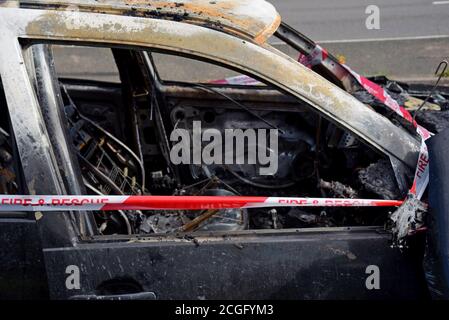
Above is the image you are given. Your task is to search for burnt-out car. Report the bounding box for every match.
[1,0,449,300]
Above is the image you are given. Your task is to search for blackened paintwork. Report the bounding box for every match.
[43,228,429,300]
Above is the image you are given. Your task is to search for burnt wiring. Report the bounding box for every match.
[413,60,448,123]
[224,165,295,189]
[315,115,327,197]
[84,180,132,235]
[61,84,146,192]
[192,83,284,134]
[180,175,241,196]
[0,126,9,138]
[78,155,124,195]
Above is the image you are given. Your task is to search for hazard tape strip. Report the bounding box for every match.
[0,195,403,212]
[299,45,432,199]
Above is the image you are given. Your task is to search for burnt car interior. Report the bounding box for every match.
[18,42,412,238]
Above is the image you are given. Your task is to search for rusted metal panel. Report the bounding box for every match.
[3,0,281,44]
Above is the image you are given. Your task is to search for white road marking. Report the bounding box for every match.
[433,1,449,5]
[317,34,449,44]
[270,35,449,46]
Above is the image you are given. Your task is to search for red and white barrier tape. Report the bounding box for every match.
[299,45,432,199]
[0,195,403,212]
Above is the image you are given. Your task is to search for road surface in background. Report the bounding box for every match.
[54,0,449,82]
[274,0,449,42]
[270,0,449,82]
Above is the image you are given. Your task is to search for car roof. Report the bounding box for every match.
[1,0,281,44]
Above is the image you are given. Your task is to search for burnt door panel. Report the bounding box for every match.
[43,229,428,300]
[0,218,49,299]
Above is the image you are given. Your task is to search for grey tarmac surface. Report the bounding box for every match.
[54,0,449,83]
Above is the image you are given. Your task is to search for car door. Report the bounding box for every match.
[0,8,429,299]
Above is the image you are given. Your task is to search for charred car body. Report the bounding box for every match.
[0,0,448,299]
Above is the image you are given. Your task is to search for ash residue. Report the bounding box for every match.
[415,109,449,133]
[358,159,401,200]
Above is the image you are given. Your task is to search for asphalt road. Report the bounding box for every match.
[54,0,449,83]
[273,0,449,42]
[268,0,449,82]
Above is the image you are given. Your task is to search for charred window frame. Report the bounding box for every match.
[21,43,98,237]
[16,39,400,240]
